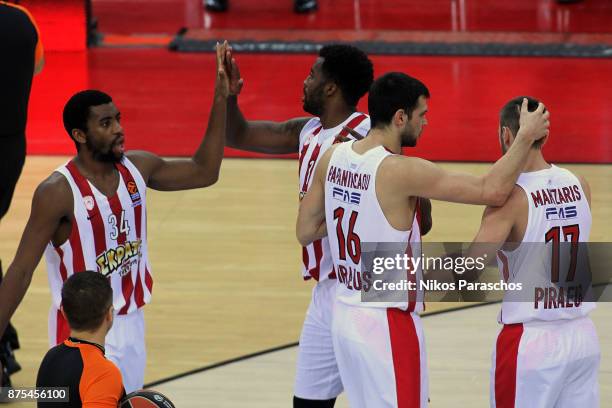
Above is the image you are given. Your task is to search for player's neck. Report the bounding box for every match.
[74,153,117,178]
[69,328,106,349]
[361,128,401,154]
[522,150,550,173]
[319,105,356,129]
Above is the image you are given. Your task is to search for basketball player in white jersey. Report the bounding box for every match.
[466,96,599,407]
[0,42,231,392]
[297,73,550,407]
[223,44,426,407]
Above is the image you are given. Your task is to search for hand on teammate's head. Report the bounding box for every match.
[517,98,550,143]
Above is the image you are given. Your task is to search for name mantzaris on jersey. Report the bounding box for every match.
[534,285,583,309]
[531,184,581,208]
[96,239,142,277]
[327,166,371,191]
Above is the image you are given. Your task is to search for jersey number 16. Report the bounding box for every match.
[333,207,361,264]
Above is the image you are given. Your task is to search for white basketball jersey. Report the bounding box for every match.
[44,158,153,315]
[497,165,594,324]
[299,112,370,281]
[324,142,423,311]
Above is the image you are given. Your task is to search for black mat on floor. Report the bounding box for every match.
[170,37,612,58]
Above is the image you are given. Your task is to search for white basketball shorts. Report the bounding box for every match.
[294,278,343,400]
[491,316,600,408]
[331,299,428,408]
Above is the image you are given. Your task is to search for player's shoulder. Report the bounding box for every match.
[572,172,590,190]
[297,117,322,146]
[483,185,526,220]
[37,171,72,198]
[125,150,160,182]
[33,172,73,213]
[571,171,591,204]
[381,153,424,172]
[507,185,529,208]
[352,113,371,130]
[299,117,321,134]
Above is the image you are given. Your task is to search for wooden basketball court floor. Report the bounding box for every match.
[2,157,611,406]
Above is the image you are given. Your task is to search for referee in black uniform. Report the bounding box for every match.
[0,0,44,389]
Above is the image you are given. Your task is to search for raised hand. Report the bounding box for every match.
[215,41,230,99]
[517,98,550,143]
[223,44,244,96]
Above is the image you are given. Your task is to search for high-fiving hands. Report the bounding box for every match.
[215,41,231,99]
[221,42,244,96]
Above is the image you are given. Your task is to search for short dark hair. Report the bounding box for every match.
[61,271,113,332]
[500,96,545,148]
[62,90,112,148]
[319,45,373,107]
[368,72,430,128]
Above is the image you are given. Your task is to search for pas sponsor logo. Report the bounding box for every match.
[332,186,361,205]
[96,239,142,277]
[545,205,577,220]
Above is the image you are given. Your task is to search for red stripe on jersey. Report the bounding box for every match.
[298,125,322,174]
[301,143,322,193]
[56,309,70,345]
[334,113,368,142]
[298,140,310,174]
[144,265,153,293]
[494,323,523,408]
[68,219,85,273]
[328,265,337,280]
[65,162,107,260]
[116,163,146,308]
[54,247,68,282]
[106,185,133,315]
[498,250,510,282]
[303,239,323,281]
[387,309,421,408]
[302,246,309,273]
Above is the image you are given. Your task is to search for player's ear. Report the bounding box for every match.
[72,129,87,145]
[324,81,337,97]
[393,109,406,127]
[60,305,67,321]
[105,305,114,327]
[501,126,513,149]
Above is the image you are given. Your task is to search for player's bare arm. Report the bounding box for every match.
[0,174,72,335]
[576,174,592,207]
[296,146,337,246]
[222,44,310,154]
[443,186,526,294]
[467,186,527,258]
[127,42,230,191]
[394,100,549,206]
